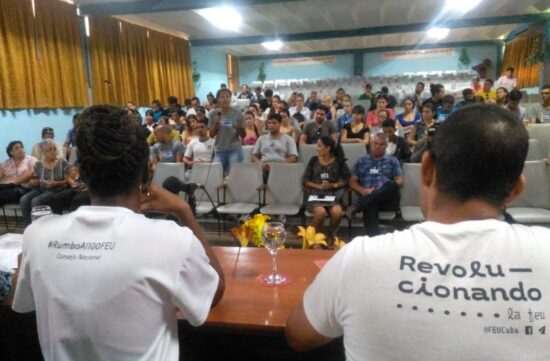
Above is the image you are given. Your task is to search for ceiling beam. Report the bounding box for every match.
[79,0,303,16]
[238,40,503,61]
[192,13,550,46]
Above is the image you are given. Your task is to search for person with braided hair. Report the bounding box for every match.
[12,105,225,361]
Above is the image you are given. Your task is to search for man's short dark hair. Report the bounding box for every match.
[316,104,330,115]
[216,88,232,99]
[352,105,365,115]
[268,112,282,123]
[42,127,54,138]
[6,141,23,158]
[542,84,550,90]
[430,104,528,207]
[382,119,396,129]
[462,88,474,97]
[381,86,389,94]
[264,89,273,97]
[417,82,425,88]
[485,79,494,86]
[254,86,262,92]
[509,89,523,101]
[443,95,455,104]
[167,96,178,105]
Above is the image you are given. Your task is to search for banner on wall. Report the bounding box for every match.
[272,56,337,67]
[383,48,454,59]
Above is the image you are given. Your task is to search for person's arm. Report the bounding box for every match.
[140,184,225,307]
[349,174,373,196]
[252,152,263,164]
[362,130,370,145]
[299,133,308,144]
[176,143,185,163]
[407,126,417,147]
[394,175,404,188]
[285,154,297,163]
[209,114,221,138]
[286,302,334,351]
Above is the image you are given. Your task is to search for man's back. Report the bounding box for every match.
[303,220,550,361]
[13,206,219,361]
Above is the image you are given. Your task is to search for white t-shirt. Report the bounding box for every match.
[304,220,550,361]
[496,76,518,92]
[184,138,215,162]
[13,206,219,361]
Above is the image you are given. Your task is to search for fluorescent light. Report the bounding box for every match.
[427,27,450,40]
[84,16,90,37]
[444,0,481,14]
[262,40,283,51]
[196,6,242,32]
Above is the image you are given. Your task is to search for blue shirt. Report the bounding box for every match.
[436,107,453,122]
[336,113,353,132]
[352,155,402,189]
[395,112,421,128]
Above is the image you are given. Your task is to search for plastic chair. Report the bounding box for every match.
[242,145,254,163]
[188,162,224,216]
[217,163,263,218]
[526,139,542,161]
[260,163,304,217]
[298,144,317,165]
[400,163,425,222]
[340,143,367,171]
[151,163,186,186]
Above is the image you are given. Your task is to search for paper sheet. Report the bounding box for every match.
[0,233,23,271]
[308,195,336,202]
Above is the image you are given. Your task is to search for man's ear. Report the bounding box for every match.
[503,175,526,206]
[420,151,435,188]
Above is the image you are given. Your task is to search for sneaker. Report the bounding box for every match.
[345,205,358,219]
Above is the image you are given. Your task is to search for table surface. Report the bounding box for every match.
[206,246,335,333]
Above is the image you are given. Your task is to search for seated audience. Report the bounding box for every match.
[126,101,142,123]
[529,83,550,123]
[453,88,475,111]
[252,113,298,182]
[184,120,215,168]
[243,111,260,146]
[436,95,455,121]
[302,136,350,245]
[300,105,337,145]
[408,102,436,148]
[31,127,64,161]
[196,106,208,123]
[259,88,274,114]
[366,95,395,130]
[286,105,548,360]
[475,79,496,103]
[167,96,183,114]
[206,92,216,110]
[422,83,445,109]
[496,67,518,91]
[396,97,421,136]
[253,87,264,102]
[321,96,337,121]
[305,90,321,112]
[335,100,353,133]
[151,126,185,164]
[411,82,425,109]
[280,109,301,143]
[20,139,69,225]
[169,109,186,133]
[150,99,165,121]
[147,117,180,145]
[382,119,411,163]
[505,89,528,124]
[496,87,509,108]
[49,165,90,215]
[358,83,375,108]
[289,93,312,121]
[346,133,403,236]
[380,86,397,108]
[471,76,482,93]
[12,105,224,360]
[209,88,245,174]
[287,92,297,108]
[237,84,253,99]
[181,114,199,146]
[142,109,156,137]
[0,141,36,207]
[340,105,369,145]
[410,123,439,163]
[63,113,80,159]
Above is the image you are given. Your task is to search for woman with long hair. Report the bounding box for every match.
[302,135,350,246]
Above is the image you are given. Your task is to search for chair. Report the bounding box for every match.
[260,163,304,217]
[399,163,425,222]
[151,162,186,186]
[188,162,224,216]
[2,203,22,231]
[340,143,367,171]
[506,160,550,224]
[242,145,254,163]
[217,163,263,218]
[527,124,550,162]
[526,139,542,161]
[298,144,317,165]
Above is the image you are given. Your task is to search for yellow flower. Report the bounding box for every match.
[231,226,249,247]
[237,214,271,247]
[297,225,327,249]
[333,236,347,250]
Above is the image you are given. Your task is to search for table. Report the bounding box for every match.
[205,246,335,334]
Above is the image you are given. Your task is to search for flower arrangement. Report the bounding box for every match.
[297,226,347,250]
[231,214,271,247]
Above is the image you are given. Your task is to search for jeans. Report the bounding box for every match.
[354,181,400,237]
[214,147,243,174]
[20,189,57,224]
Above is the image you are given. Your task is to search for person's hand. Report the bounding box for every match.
[139,183,189,216]
[29,178,40,188]
[360,187,375,196]
[261,162,270,172]
[44,180,54,189]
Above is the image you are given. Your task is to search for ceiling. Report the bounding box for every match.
[72,0,550,56]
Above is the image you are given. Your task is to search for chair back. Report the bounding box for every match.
[298,144,317,165]
[265,163,304,205]
[527,124,550,162]
[226,163,263,203]
[340,143,367,171]
[189,162,224,205]
[510,161,550,208]
[400,163,422,207]
[242,145,254,163]
[151,163,186,186]
[526,139,542,161]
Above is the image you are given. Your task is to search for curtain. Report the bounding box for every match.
[0,0,88,109]
[501,32,544,88]
[88,17,194,106]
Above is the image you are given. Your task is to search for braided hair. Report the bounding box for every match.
[76,105,149,198]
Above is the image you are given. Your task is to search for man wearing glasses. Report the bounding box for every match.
[300,105,337,145]
[31,127,64,161]
[529,84,550,124]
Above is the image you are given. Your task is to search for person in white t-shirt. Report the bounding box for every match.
[496,67,518,92]
[286,104,550,361]
[184,120,215,168]
[12,105,225,361]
